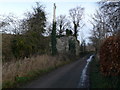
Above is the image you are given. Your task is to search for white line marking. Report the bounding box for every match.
[77,55,94,88]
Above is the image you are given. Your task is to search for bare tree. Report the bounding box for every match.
[0,14,22,34]
[44,21,52,36]
[99,1,120,35]
[91,10,109,38]
[89,28,101,53]
[69,6,84,39]
[56,15,71,36]
[89,9,106,53]
[89,1,120,53]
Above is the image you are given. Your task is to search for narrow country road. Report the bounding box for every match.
[22,55,92,88]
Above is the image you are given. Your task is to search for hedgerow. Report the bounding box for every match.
[100,35,120,76]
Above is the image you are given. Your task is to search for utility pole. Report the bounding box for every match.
[53,3,56,23]
[51,3,57,55]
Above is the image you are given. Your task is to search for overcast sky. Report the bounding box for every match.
[0,0,100,43]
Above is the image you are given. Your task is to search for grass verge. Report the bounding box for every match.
[2,54,76,88]
[89,56,120,88]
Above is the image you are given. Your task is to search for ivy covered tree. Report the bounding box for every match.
[51,21,57,55]
[51,3,57,55]
[69,6,84,40]
[56,15,71,36]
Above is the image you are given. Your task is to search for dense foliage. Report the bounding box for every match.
[2,34,14,61]
[100,35,120,76]
[90,56,120,88]
[2,2,50,61]
[2,2,83,61]
[11,35,50,59]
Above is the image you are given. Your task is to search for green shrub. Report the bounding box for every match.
[11,34,50,59]
[2,34,14,61]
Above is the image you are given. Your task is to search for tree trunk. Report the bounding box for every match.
[74,24,77,40]
[51,21,57,55]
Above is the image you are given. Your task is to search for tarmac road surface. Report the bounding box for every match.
[22,55,91,88]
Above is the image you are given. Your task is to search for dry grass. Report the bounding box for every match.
[2,54,65,87]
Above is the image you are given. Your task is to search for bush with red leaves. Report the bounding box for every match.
[100,35,120,76]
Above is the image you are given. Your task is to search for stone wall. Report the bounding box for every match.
[56,36,80,56]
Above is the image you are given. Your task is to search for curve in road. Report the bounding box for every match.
[22,55,92,88]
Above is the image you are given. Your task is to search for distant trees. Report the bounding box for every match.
[89,10,105,53]
[69,6,84,40]
[2,2,50,60]
[56,15,71,36]
[13,2,49,58]
[2,2,86,60]
[80,39,86,53]
[0,14,22,34]
[23,2,46,35]
[89,1,120,53]
[46,6,85,39]
[100,1,120,35]
[45,22,52,36]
